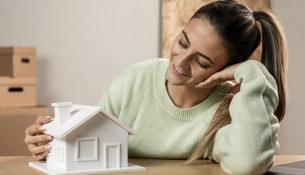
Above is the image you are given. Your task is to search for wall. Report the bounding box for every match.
[271,0,305,154]
[0,0,161,106]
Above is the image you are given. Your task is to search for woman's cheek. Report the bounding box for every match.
[198,71,213,83]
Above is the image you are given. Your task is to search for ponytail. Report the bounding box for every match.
[185,8,287,164]
[257,10,288,122]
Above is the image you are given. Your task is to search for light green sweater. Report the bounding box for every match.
[99,58,279,175]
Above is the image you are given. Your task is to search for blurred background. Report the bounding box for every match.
[0,0,304,156]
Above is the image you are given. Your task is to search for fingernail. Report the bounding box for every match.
[199,83,205,87]
[44,145,51,150]
[46,116,53,121]
[47,136,53,141]
[39,126,45,131]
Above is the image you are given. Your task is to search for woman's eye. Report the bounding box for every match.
[195,58,208,69]
[178,39,188,49]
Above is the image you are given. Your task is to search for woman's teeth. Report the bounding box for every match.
[176,67,183,74]
[174,64,187,76]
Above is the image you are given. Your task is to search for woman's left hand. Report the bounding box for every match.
[195,63,242,94]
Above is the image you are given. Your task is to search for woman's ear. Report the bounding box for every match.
[249,43,262,62]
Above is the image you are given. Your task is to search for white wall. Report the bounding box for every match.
[271,0,305,155]
[0,0,161,106]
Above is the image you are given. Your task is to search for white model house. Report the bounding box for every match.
[29,102,145,175]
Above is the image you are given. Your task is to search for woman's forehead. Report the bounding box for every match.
[184,18,228,65]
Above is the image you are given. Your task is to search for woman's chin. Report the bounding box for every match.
[166,78,193,87]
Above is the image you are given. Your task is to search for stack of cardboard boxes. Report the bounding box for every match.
[0,47,48,156]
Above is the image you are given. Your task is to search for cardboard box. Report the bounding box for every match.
[0,77,37,107]
[0,47,36,77]
[0,106,49,156]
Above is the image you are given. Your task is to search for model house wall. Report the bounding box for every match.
[47,137,67,170]
[65,112,128,171]
[45,112,129,171]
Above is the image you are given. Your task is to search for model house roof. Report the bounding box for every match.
[43,104,137,139]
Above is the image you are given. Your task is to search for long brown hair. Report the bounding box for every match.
[185,0,287,164]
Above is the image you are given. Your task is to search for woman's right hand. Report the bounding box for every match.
[24,116,53,160]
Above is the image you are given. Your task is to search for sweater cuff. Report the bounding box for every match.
[234,60,265,84]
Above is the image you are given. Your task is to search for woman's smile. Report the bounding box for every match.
[172,63,190,77]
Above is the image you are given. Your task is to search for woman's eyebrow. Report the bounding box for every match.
[182,30,190,45]
[197,52,215,65]
[182,30,215,65]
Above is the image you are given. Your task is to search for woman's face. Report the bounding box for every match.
[167,18,229,87]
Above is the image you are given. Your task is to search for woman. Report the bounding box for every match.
[24,0,287,174]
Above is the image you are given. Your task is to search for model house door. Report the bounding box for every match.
[104,143,120,169]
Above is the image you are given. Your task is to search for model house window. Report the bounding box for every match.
[75,137,98,161]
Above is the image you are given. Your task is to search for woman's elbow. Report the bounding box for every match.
[220,157,273,175]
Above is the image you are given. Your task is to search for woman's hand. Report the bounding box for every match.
[195,63,242,94]
[24,116,53,160]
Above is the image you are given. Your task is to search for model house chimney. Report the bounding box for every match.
[51,102,72,126]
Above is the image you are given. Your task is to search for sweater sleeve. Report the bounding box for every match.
[208,60,280,175]
[98,59,163,118]
[98,70,128,118]
[98,82,122,118]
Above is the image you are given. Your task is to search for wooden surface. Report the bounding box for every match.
[0,155,304,175]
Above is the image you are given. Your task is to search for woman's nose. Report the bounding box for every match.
[175,53,192,68]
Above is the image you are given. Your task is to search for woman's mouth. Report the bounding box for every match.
[172,64,189,77]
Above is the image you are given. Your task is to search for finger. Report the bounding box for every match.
[195,75,227,88]
[37,141,50,146]
[25,124,45,136]
[204,79,227,88]
[231,84,241,94]
[35,116,53,125]
[194,74,217,88]
[29,144,51,155]
[32,151,48,161]
[25,134,53,145]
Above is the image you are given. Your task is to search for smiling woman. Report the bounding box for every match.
[25,0,287,174]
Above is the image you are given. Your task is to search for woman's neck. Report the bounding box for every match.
[166,81,216,109]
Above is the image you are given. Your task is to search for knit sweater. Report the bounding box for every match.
[99,58,280,175]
